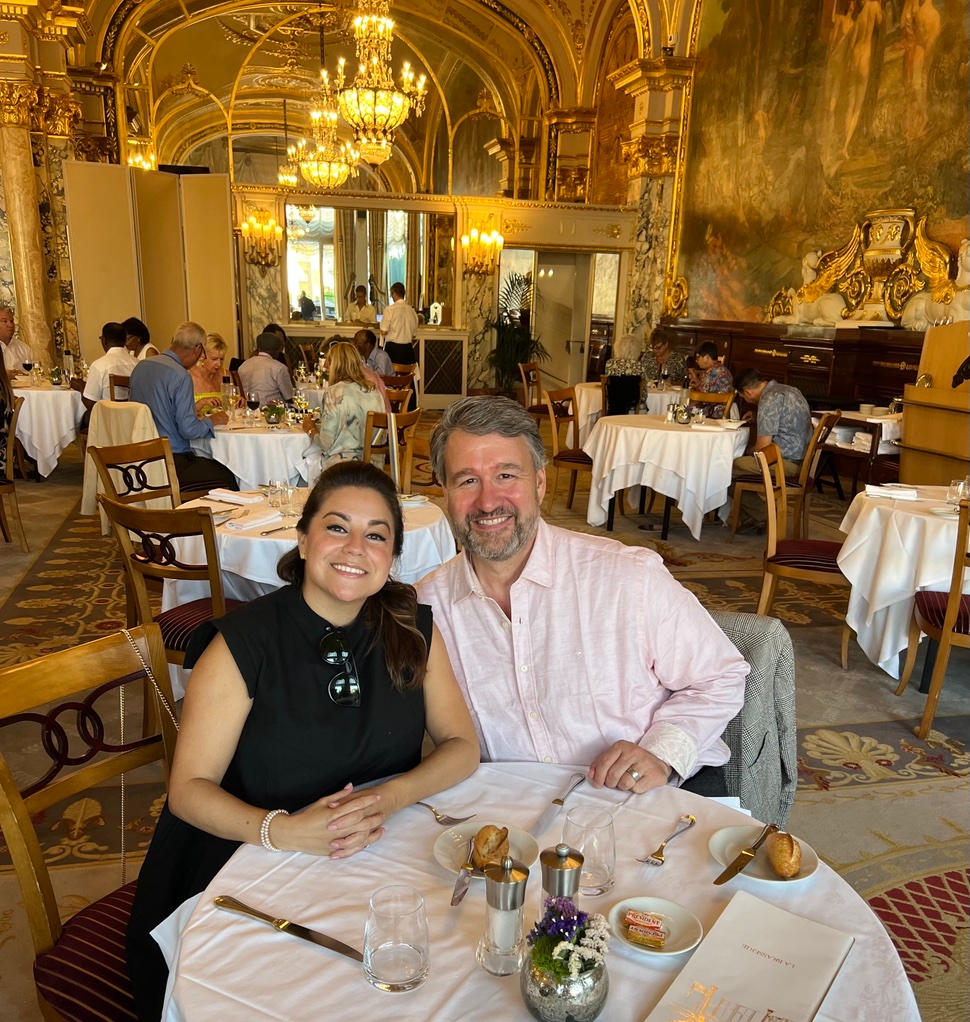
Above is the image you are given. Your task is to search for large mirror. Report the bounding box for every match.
[284,204,455,326]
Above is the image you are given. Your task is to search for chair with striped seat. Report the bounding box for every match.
[543,386,593,513]
[0,624,177,1022]
[895,496,970,738]
[519,361,547,425]
[754,444,852,665]
[99,495,244,666]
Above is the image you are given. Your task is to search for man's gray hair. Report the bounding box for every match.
[430,396,547,484]
[171,321,206,351]
[613,333,641,360]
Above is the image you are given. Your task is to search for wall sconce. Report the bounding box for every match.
[127,139,156,171]
[240,211,283,270]
[461,225,504,277]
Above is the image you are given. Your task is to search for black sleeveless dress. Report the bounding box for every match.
[127,584,431,1020]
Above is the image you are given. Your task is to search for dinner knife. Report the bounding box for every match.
[712,823,778,885]
[213,895,363,962]
[529,772,586,837]
[450,837,476,907]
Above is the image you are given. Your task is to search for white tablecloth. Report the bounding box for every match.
[160,762,917,1022]
[192,424,316,492]
[584,415,748,539]
[838,485,966,677]
[643,386,683,416]
[12,384,84,477]
[568,382,603,447]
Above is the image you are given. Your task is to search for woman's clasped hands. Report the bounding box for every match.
[274,782,393,859]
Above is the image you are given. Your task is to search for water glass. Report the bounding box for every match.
[562,806,615,896]
[267,478,286,508]
[363,885,430,993]
[945,479,968,507]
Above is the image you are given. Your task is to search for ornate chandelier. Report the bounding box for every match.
[336,0,427,165]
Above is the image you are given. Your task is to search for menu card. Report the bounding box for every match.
[642,891,854,1022]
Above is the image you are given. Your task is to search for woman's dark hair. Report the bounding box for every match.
[696,340,719,360]
[278,461,428,691]
[122,317,150,344]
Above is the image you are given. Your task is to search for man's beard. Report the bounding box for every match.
[452,504,540,562]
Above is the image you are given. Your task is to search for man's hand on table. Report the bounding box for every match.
[209,410,229,426]
[587,741,671,793]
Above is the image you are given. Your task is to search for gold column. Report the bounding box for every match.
[0,82,54,360]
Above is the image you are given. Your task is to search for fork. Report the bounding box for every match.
[637,814,696,865]
[415,801,476,826]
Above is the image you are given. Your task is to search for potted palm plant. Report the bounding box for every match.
[485,271,549,396]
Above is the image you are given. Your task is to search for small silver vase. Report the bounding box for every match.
[520,958,609,1022]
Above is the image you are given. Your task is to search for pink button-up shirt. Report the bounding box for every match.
[416,520,749,779]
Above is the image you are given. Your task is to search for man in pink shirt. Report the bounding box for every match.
[416,397,748,794]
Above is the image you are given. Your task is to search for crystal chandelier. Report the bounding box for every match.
[336,0,427,165]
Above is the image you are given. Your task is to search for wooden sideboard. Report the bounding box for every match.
[662,319,924,408]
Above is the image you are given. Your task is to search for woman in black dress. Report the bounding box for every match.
[127,460,479,1019]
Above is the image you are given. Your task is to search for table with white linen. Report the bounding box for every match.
[584,415,748,539]
[642,385,683,416]
[568,382,603,447]
[12,383,84,477]
[838,485,966,677]
[191,423,315,492]
[298,384,328,413]
[159,762,917,1022]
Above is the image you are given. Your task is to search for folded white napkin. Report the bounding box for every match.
[689,423,724,432]
[207,488,264,504]
[224,509,283,531]
[865,484,918,500]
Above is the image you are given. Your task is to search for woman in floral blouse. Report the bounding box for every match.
[689,341,734,419]
[639,326,688,386]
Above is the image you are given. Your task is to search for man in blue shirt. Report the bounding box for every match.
[129,321,238,491]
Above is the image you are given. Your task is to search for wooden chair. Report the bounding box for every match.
[108,373,130,400]
[728,412,842,542]
[543,387,593,513]
[754,444,852,665]
[231,369,244,395]
[363,408,422,488]
[391,361,416,375]
[402,433,441,495]
[0,624,178,1022]
[385,386,412,413]
[688,389,735,418]
[519,361,546,424]
[586,338,610,381]
[1,396,29,552]
[99,494,244,666]
[380,373,414,390]
[895,496,970,739]
[601,373,641,415]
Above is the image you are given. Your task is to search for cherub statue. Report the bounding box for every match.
[901,237,970,330]
[772,249,848,327]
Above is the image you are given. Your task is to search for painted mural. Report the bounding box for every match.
[679,0,969,321]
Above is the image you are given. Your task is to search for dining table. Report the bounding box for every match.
[568,381,603,447]
[11,381,85,477]
[583,414,748,539]
[156,761,918,1022]
[191,421,316,492]
[838,484,965,678]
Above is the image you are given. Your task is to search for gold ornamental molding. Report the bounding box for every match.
[873,360,919,372]
[754,348,787,358]
[0,0,90,43]
[608,57,695,97]
[592,224,622,239]
[501,217,530,235]
[0,31,8,44]
[546,107,597,133]
[0,81,36,128]
[621,134,679,178]
[662,276,689,318]
[35,88,80,136]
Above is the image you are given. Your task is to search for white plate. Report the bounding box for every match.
[608,897,703,956]
[433,822,539,878]
[719,419,745,430]
[929,507,960,519]
[400,494,430,506]
[709,826,819,884]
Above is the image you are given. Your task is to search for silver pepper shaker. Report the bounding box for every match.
[477,854,530,976]
[539,843,584,905]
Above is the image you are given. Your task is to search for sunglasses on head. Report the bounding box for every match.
[319,629,360,707]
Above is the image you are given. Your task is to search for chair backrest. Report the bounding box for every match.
[385,387,411,413]
[231,369,244,395]
[108,374,131,400]
[940,496,970,637]
[799,410,842,489]
[689,389,735,417]
[391,361,416,374]
[402,433,441,494]
[88,437,182,509]
[603,374,641,415]
[755,444,789,556]
[380,373,414,389]
[0,624,177,955]
[519,361,542,409]
[363,408,422,487]
[542,386,578,457]
[1,395,24,484]
[98,494,228,623]
[586,339,610,381]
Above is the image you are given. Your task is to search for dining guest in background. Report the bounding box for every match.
[417,397,748,796]
[79,321,137,425]
[0,305,32,374]
[301,341,385,472]
[237,331,294,407]
[603,333,644,414]
[379,281,419,367]
[298,290,316,321]
[689,341,734,419]
[639,325,688,386]
[189,333,230,416]
[343,284,377,325]
[0,358,14,469]
[123,317,159,361]
[355,327,394,377]
[127,460,479,1020]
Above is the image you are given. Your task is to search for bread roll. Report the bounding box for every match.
[472,824,510,869]
[766,831,802,878]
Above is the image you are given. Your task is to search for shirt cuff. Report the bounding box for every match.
[640,722,697,782]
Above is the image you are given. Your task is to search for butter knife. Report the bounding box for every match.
[712,823,778,885]
[213,895,363,962]
[450,837,476,906]
[529,772,586,837]
[260,520,296,536]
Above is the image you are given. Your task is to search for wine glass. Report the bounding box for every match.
[22,359,34,376]
[945,479,968,508]
[659,368,670,391]
[245,390,260,423]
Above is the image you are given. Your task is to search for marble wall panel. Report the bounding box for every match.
[628,176,672,342]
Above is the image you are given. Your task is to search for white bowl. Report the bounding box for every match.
[608,897,703,956]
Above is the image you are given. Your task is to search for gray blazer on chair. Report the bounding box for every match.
[711,611,797,827]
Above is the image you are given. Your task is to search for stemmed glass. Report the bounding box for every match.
[945,479,968,508]
[659,369,670,392]
[245,390,260,424]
